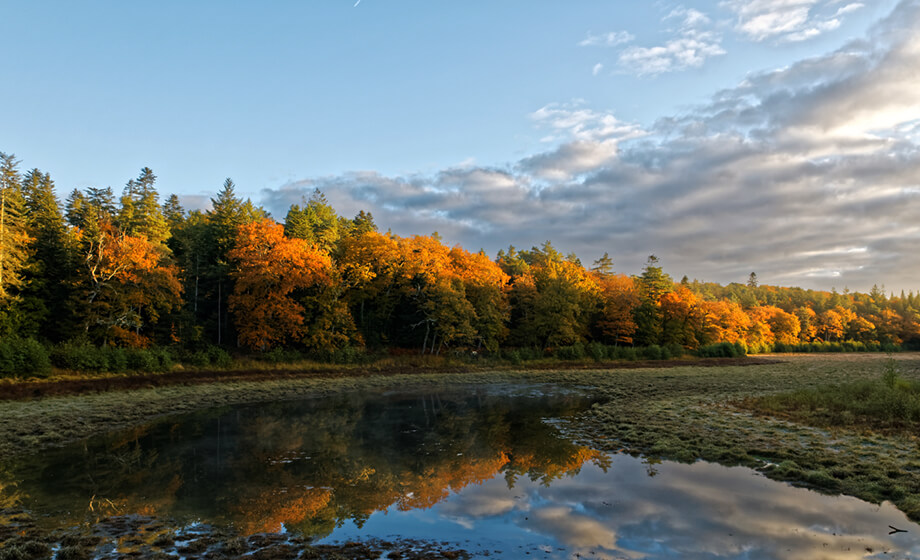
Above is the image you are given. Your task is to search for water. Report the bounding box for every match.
[3,384,918,559]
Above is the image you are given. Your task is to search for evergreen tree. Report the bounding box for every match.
[202,178,267,345]
[163,193,185,231]
[64,188,90,228]
[21,169,77,341]
[118,168,169,243]
[591,252,614,277]
[283,189,346,253]
[633,255,673,345]
[0,153,29,308]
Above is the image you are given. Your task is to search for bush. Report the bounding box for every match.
[587,342,606,362]
[51,342,105,371]
[556,343,586,360]
[0,337,51,378]
[665,343,684,358]
[698,342,744,358]
[332,346,363,364]
[125,348,158,372]
[642,345,662,360]
[503,349,522,365]
[613,346,638,361]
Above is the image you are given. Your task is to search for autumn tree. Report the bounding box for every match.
[594,274,639,346]
[229,218,331,350]
[509,243,599,348]
[75,221,182,346]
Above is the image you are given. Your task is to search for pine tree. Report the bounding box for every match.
[118,168,169,243]
[0,153,30,305]
[65,188,90,228]
[591,252,614,277]
[21,169,77,341]
[162,193,185,231]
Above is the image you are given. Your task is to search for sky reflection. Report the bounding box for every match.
[327,454,920,560]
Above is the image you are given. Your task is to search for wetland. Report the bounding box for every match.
[1,354,920,558]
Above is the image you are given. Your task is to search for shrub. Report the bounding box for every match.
[332,346,363,364]
[665,343,684,358]
[206,346,232,367]
[503,349,522,365]
[0,337,51,378]
[587,342,606,362]
[51,342,105,372]
[556,343,585,360]
[642,345,662,360]
[698,342,744,358]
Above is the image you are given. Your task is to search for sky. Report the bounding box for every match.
[2,0,919,293]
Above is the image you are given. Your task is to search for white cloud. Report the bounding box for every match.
[578,31,635,47]
[614,6,725,76]
[618,32,726,75]
[666,6,712,28]
[592,62,604,76]
[721,0,863,42]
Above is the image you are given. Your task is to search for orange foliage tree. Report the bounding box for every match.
[77,221,181,346]
[595,274,639,345]
[229,218,331,350]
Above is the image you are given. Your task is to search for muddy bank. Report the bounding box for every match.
[0,510,471,560]
[0,357,775,401]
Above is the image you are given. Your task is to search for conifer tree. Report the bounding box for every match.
[118,168,169,243]
[0,153,30,308]
[21,169,77,340]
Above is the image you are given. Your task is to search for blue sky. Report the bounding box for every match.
[3,0,919,291]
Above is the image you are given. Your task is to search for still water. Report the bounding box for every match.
[4,384,919,559]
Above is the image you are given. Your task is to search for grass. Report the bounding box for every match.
[1,353,919,522]
[742,357,920,432]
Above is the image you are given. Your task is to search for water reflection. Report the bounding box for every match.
[332,456,920,559]
[6,385,604,537]
[4,385,919,559]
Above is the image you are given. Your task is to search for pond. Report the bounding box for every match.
[3,384,918,559]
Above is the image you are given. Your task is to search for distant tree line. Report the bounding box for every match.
[1,151,918,366]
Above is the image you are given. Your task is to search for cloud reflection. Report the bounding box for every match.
[432,454,920,559]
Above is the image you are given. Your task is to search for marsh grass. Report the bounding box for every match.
[744,357,920,432]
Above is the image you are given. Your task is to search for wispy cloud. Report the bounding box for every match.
[618,31,726,76]
[261,1,920,292]
[578,31,635,47]
[721,0,865,42]
[592,62,604,76]
[613,6,726,76]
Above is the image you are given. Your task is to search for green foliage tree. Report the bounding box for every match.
[21,169,78,341]
[0,153,30,335]
[633,255,673,345]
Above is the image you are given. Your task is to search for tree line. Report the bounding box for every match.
[1,151,919,363]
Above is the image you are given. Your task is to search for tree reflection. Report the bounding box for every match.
[9,387,603,537]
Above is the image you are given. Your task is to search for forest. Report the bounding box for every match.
[1,151,919,375]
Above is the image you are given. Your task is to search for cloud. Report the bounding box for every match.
[721,0,864,42]
[260,0,920,292]
[592,62,604,76]
[618,31,726,76]
[615,6,725,76]
[578,31,635,47]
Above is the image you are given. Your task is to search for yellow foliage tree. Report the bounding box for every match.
[229,218,331,350]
